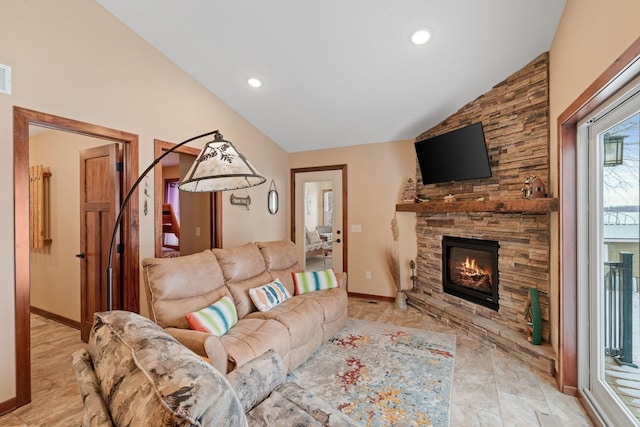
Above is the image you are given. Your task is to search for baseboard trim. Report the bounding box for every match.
[562,384,579,396]
[0,397,17,417]
[30,306,81,330]
[348,292,395,303]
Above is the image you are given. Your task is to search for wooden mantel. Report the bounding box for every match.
[395,197,558,214]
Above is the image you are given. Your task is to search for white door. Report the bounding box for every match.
[294,169,344,272]
[580,85,640,426]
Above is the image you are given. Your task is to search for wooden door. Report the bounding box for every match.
[79,144,120,341]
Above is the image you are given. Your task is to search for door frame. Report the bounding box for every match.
[153,139,223,256]
[558,37,640,399]
[290,165,348,274]
[13,106,139,409]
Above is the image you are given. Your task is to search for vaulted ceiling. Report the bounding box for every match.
[97,1,566,153]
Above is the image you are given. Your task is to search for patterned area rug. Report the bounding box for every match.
[288,318,456,426]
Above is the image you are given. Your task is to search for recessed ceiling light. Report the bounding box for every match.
[411,29,432,45]
[247,77,262,88]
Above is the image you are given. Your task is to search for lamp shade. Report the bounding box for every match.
[179,133,266,192]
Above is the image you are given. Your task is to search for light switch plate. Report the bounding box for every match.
[0,64,12,95]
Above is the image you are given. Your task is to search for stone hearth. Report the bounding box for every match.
[408,291,555,375]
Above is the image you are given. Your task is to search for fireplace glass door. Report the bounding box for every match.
[442,236,499,310]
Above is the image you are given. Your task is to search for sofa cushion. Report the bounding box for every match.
[293,269,340,295]
[214,243,273,318]
[246,382,360,426]
[296,287,348,324]
[247,297,324,350]
[249,280,291,312]
[226,271,275,318]
[256,240,298,271]
[88,311,246,427]
[186,296,238,337]
[213,243,267,282]
[256,240,300,295]
[142,250,230,329]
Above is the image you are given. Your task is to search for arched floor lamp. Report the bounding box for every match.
[106,130,266,310]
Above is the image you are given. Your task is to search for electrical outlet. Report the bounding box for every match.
[195,226,201,237]
[365,271,371,280]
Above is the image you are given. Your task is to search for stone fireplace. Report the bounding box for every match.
[397,52,557,376]
[442,236,499,311]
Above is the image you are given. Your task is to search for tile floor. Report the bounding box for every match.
[347,297,593,426]
[0,299,593,426]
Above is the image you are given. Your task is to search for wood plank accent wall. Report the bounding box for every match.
[411,52,552,341]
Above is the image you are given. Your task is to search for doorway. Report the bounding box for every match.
[559,38,640,397]
[153,139,222,257]
[578,82,640,425]
[13,107,139,408]
[291,165,347,275]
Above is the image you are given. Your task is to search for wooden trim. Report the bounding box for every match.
[0,398,17,417]
[348,292,396,303]
[558,37,640,127]
[396,198,558,214]
[13,106,139,409]
[290,165,348,278]
[29,306,81,330]
[13,107,31,407]
[558,37,640,393]
[153,139,223,259]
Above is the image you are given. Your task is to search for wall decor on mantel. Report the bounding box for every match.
[403,52,555,374]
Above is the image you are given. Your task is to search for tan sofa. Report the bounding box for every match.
[142,239,348,374]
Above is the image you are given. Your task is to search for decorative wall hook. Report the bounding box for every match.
[230,193,251,210]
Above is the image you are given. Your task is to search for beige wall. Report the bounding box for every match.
[548,0,640,352]
[290,140,418,297]
[4,0,640,408]
[0,0,288,403]
[178,154,212,256]
[29,130,118,323]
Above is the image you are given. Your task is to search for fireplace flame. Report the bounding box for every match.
[458,257,492,284]
[461,257,484,275]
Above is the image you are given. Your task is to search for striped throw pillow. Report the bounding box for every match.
[293,269,339,295]
[185,296,238,337]
[249,279,291,312]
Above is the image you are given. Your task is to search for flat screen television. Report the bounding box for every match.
[415,122,492,184]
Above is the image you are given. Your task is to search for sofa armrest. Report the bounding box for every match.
[164,327,228,373]
[71,349,114,427]
[336,271,347,288]
[225,349,287,413]
[204,334,229,374]
[274,382,361,426]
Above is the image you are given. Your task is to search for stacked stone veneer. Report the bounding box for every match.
[410,52,551,343]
